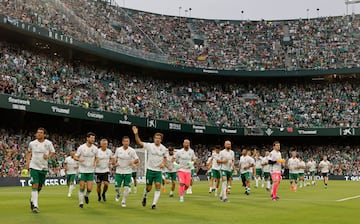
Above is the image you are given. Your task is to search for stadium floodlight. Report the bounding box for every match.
[345,0,360,4]
[345,0,360,14]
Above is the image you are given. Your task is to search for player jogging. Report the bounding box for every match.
[287,151,299,192]
[268,141,285,201]
[95,139,113,202]
[261,151,271,191]
[239,149,255,195]
[165,147,177,197]
[208,146,221,196]
[73,132,98,208]
[298,157,306,188]
[113,136,139,207]
[319,156,332,189]
[132,126,167,210]
[64,150,79,197]
[217,141,235,202]
[254,151,264,188]
[26,128,55,213]
[174,139,196,202]
[306,157,317,186]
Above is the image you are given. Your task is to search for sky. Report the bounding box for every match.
[115,0,360,20]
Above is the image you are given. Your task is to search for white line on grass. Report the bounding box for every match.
[336,195,360,202]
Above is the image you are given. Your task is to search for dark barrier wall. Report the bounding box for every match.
[1,175,359,187]
[0,177,67,187]
[1,94,359,137]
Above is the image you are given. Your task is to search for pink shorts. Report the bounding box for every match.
[271,172,281,182]
[178,170,191,186]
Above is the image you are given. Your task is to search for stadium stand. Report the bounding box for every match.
[1,42,359,128]
[1,0,360,70]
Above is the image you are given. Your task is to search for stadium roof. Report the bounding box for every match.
[116,0,360,20]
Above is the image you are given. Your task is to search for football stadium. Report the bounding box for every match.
[0,0,359,223]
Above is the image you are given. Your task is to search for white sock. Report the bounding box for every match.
[261,177,265,187]
[153,190,160,205]
[221,181,227,199]
[116,188,121,196]
[78,190,84,204]
[69,185,74,195]
[85,190,90,197]
[267,180,271,189]
[255,178,259,187]
[31,190,39,207]
[143,188,148,198]
[123,187,130,202]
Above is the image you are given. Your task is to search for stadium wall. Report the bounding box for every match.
[1,94,359,137]
[0,175,359,187]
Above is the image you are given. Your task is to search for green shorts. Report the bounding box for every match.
[256,168,263,176]
[309,171,316,176]
[212,169,221,179]
[146,169,162,186]
[115,173,132,187]
[165,172,177,181]
[191,169,195,177]
[131,172,137,178]
[66,174,76,183]
[78,173,94,182]
[289,173,298,180]
[30,169,47,186]
[221,170,232,180]
[264,172,271,179]
[298,173,304,177]
[241,172,251,180]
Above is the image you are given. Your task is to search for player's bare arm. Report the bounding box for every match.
[132,126,144,148]
[25,150,31,169]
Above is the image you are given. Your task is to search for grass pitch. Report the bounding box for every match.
[0,180,359,224]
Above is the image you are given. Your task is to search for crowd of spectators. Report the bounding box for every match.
[1,0,360,70]
[1,129,359,177]
[1,42,359,128]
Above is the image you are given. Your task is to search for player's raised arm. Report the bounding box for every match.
[132,126,144,148]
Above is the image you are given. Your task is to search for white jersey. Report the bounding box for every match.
[211,151,222,170]
[28,139,55,171]
[76,143,98,173]
[287,157,300,174]
[95,148,113,173]
[165,153,176,173]
[114,146,139,174]
[219,149,235,171]
[262,156,270,173]
[319,160,331,173]
[298,161,306,174]
[143,142,167,172]
[269,150,282,173]
[174,148,196,173]
[239,155,255,174]
[64,156,78,175]
[254,156,263,169]
[307,160,317,172]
